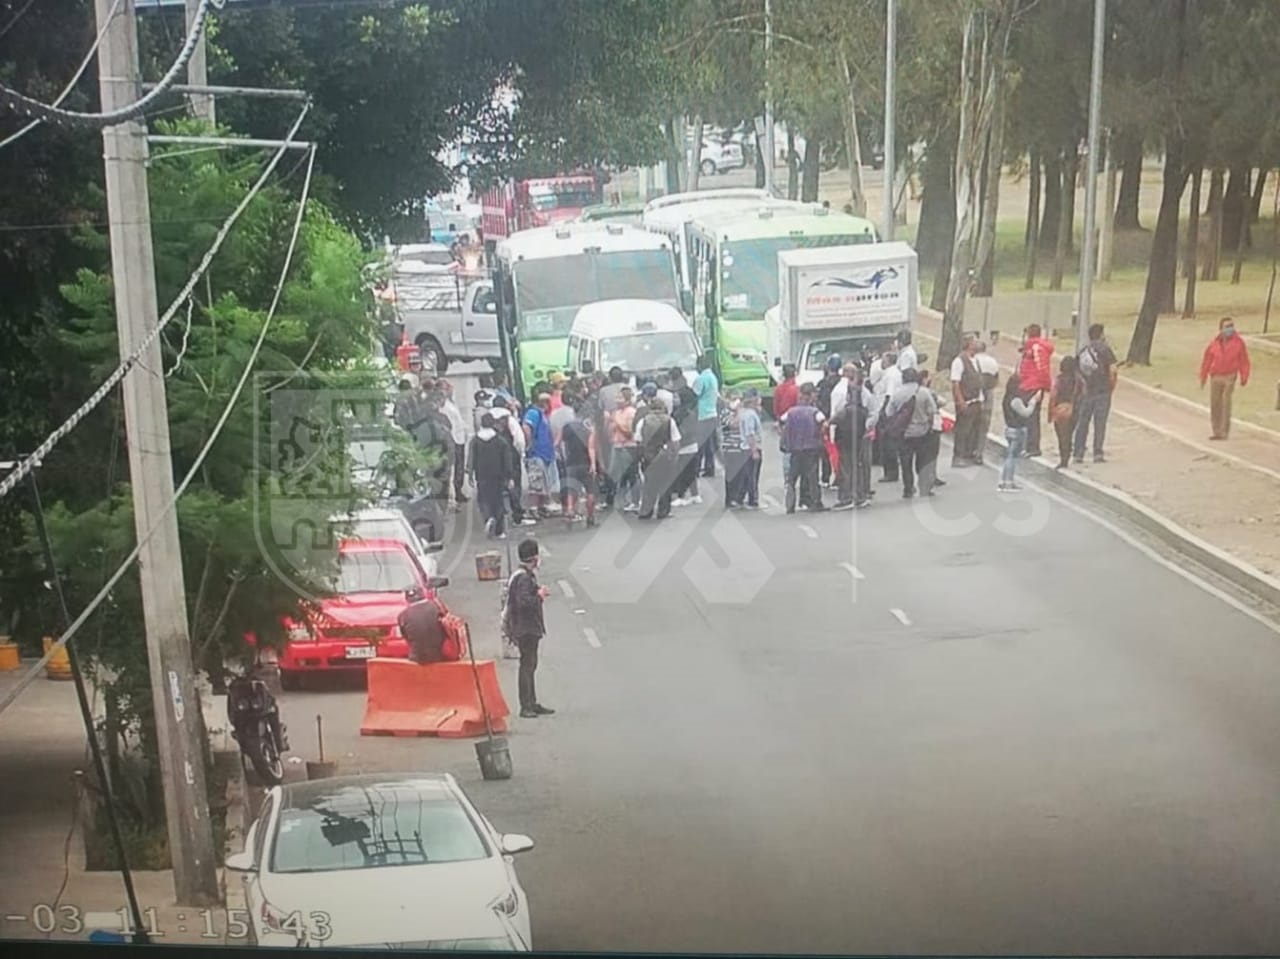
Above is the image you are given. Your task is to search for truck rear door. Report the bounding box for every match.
[462,282,500,358]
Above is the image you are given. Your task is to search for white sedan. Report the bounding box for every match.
[227,773,535,950]
[330,506,442,578]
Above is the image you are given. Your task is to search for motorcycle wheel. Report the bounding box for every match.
[248,724,285,786]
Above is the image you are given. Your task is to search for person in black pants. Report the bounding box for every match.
[636,399,680,519]
[505,538,553,719]
[780,384,827,513]
[468,412,518,538]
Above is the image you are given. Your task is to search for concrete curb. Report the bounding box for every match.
[978,431,1280,612]
[220,750,248,933]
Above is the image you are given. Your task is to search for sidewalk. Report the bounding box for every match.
[914,310,1280,579]
[0,669,239,946]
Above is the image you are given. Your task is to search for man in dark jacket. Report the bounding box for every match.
[505,538,553,718]
[780,383,828,513]
[468,412,518,538]
[397,596,447,664]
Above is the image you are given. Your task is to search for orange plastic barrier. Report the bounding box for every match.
[360,658,510,739]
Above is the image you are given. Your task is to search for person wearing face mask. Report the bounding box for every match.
[1199,316,1251,441]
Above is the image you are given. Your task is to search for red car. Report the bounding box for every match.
[277,538,449,690]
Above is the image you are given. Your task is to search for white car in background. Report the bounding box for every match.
[227,774,534,950]
[330,507,441,578]
[699,138,746,176]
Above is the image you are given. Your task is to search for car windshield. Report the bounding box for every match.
[527,186,599,211]
[514,252,677,338]
[345,519,413,549]
[402,249,454,266]
[803,337,882,370]
[600,332,698,373]
[270,787,489,873]
[721,234,874,313]
[334,550,419,595]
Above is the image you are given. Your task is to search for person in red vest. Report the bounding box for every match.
[1199,316,1252,440]
[1016,324,1055,457]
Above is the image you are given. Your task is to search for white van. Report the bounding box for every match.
[567,299,701,387]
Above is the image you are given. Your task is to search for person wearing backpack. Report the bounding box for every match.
[779,383,828,513]
[1073,322,1119,462]
[634,396,681,520]
[885,368,937,499]
[999,373,1044,492]
[504,538,553,719]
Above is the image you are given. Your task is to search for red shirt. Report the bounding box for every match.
[1017,337,1055,392]
[1199,334,1251,385]
[773,379,799,419]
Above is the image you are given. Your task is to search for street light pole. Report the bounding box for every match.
[1077,0,1106,352]
[882,0,897,240]
[763,0,775,194]
[184,0,214,123]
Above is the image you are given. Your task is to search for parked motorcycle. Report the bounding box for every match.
[227,670,290,786]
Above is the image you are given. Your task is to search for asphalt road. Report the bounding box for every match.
[273,385,1280,955]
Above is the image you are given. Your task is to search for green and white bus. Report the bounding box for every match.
[493,222,684,400]
[641,188,782,291]
[686,205,878,398]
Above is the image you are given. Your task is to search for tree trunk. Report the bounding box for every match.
[838,49,868,217]
[1182,166,1201,317]
[1128,134,1190,364]
[786,127,799,199]
[1221,164,1251,253]
[1249,167,1268,223]
[1099,135,1117,280]
[1231,202,1249,284]
[1114,128,1144,230]
[1201,167,1224,280]
[688,115,705,192]
[1063,147,1079,254]
[754,130,766,188]
[663,119,683,194]
[1039,152,1062,253]
[916,137,955,267]
[973,75,1007,298]
[801,128,820,202]
[1024,151,1041,289]
[1050,151,1075,290]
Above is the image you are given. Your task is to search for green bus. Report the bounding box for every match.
[685,206,878,397]
[493,222,684,400]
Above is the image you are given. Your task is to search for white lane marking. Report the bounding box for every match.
[557,579,575,599]
[890,608,912,626]
[762,493,781,510]
[539,545,551,557]
[798,523,819,539]
[840,562,865,580]
[582,627,602,648]
[1029,481,1280,637]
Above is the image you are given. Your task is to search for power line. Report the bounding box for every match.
[0,102,309,503]
[0,0,124,151]
[0,142,317,721]
[0,0,39,42]
[0,0,220,130]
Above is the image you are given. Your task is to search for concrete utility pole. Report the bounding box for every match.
[1076,0,1106,352]
[185,0,214,123]
[763,0,775,194]
[882,0,897,240]
[94,0,219,906]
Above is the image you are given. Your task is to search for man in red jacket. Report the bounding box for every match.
[1199,315,1251,440]
[1017,324,1055,456]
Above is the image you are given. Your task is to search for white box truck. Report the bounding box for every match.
[765,241,918,386]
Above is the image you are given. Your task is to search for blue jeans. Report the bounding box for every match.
[1073,392,1111,458]
[1002,427,1026,485]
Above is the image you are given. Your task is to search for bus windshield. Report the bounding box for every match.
[513,252,678,339]
[720,234,874,314]
[600,332,699,373]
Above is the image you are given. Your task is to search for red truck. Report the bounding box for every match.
[480,174,603,251]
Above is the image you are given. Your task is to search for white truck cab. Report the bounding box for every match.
[567,299,701,388]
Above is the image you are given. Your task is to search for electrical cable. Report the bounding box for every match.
[0,0,124,151]
[0,143,317,721]
[0,102,310,502]
[0,0,219,130]
[0,0,38,42]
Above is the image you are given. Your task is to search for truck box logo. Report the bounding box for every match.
[808,265,900,292]
[799,263,909,329]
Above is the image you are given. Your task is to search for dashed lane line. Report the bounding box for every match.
[840,562,866,580]
[557,579,576,599]
[582,627,602,648]
[762,493,781,510]
[890,608,912,626]
[798,524,819,539]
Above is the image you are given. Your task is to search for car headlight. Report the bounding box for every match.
[727,348,764,365]
[490,889,520,918]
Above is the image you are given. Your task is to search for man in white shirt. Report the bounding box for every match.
[895,330,918,372]
[872,353,903,483]
[949,333,985,466]
[439,379,472,505]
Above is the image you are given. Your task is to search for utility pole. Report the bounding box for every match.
[94,0,219,905]
[1076,0,1106,353]
[185,0,214,123]
[882,0,897,240]
[763,0,775,194]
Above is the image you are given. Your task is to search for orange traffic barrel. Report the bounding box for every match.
[43,636,73,681]
[0,638,20,671]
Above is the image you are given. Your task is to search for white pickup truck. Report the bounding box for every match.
[389,263,501,374]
